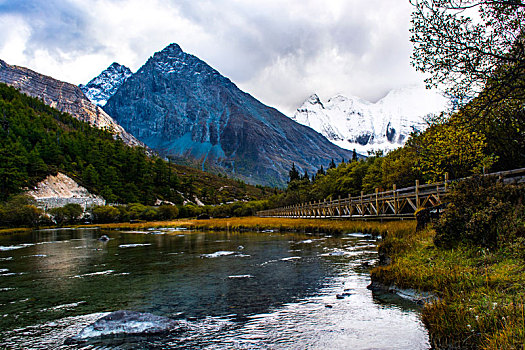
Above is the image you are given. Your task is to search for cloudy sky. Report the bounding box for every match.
[0,0,428,115]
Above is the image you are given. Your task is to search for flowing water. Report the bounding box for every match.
[0,228,429,349]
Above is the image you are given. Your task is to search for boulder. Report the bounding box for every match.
[65,310,184,344]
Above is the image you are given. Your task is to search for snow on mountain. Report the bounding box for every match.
[292,86,450,154]
[80,63,132,106]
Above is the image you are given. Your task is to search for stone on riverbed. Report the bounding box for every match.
[65,310,184,344]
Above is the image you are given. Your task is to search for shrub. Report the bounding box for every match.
[157,205,179,220]
[0,195,46,227]
[92,205,120,223]
[48,203,83,225]
[434,176,525,249]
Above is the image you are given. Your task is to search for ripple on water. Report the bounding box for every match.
[280,257,301,261]
[71,270,115,278]
[0,244,34,251]
[22,254,48,258]
[118,244,152,248]
[41,301,87,312]
[201,251,236,258]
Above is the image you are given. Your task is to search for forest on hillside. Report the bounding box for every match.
[0,83,268,206]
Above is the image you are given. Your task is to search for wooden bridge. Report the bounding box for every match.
[256,167,525,220]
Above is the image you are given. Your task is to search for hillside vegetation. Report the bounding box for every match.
[0,83,269,205]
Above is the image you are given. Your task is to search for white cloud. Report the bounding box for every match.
[0,0,429,115]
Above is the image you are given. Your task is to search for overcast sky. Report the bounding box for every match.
[0,0,429,116]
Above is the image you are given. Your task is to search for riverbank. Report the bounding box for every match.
[371,227,525,349]
[0,227,31,235]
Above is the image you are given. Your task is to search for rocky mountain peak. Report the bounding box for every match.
[305,94,323,107]
[145,43,230,88]
[103,44,354,186]
[159,42,183,55]
[80,62,132,107]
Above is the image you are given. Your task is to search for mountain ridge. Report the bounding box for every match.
[0,59,141,147]
[103,43,355,186]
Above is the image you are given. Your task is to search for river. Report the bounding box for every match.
[0,228,429,349]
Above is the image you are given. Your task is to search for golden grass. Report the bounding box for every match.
[0,227,31,235]
[76,217,415,235]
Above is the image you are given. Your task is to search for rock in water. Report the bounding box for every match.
[65,310,183,344]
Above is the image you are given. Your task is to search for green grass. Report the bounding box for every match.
[371,228,525,349]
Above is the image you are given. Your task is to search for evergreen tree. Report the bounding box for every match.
[317,165,325,177]
[329,159,336,169]
[288,163,300,182]
[352,149,358,162]
[302,169,310,182]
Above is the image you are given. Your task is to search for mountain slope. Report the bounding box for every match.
[0,59,141,147]
[104,43,354,186]
[0,83,268,204]
[292,86,449,154]
[80,62,132,106]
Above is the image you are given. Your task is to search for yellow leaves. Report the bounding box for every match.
[412,117,496,181]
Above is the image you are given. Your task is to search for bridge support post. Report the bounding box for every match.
[415,180,420,209]
[393,184,398,215]
[444,173,449,192]
[361,191,364,216]
[375,188,379,215]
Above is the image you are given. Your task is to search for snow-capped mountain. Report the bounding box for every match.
[80,62,132,106]
[292,86,450,154]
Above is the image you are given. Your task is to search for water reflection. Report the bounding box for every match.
[0,228,429,349]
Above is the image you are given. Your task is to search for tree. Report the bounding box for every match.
[288,163,300,182]
[381,146,421,189]
[82,164,100,190]
[316,165,325,177]
[92,205,120,223]
[352,149,358,162]
[302,169,310,182]
[411,117,495,181]
[49,204,82,225]
[410,0,525,105]
[329,159,336,169]
[158,204,179,220]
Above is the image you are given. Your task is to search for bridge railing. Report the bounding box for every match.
[256,167,525,219]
